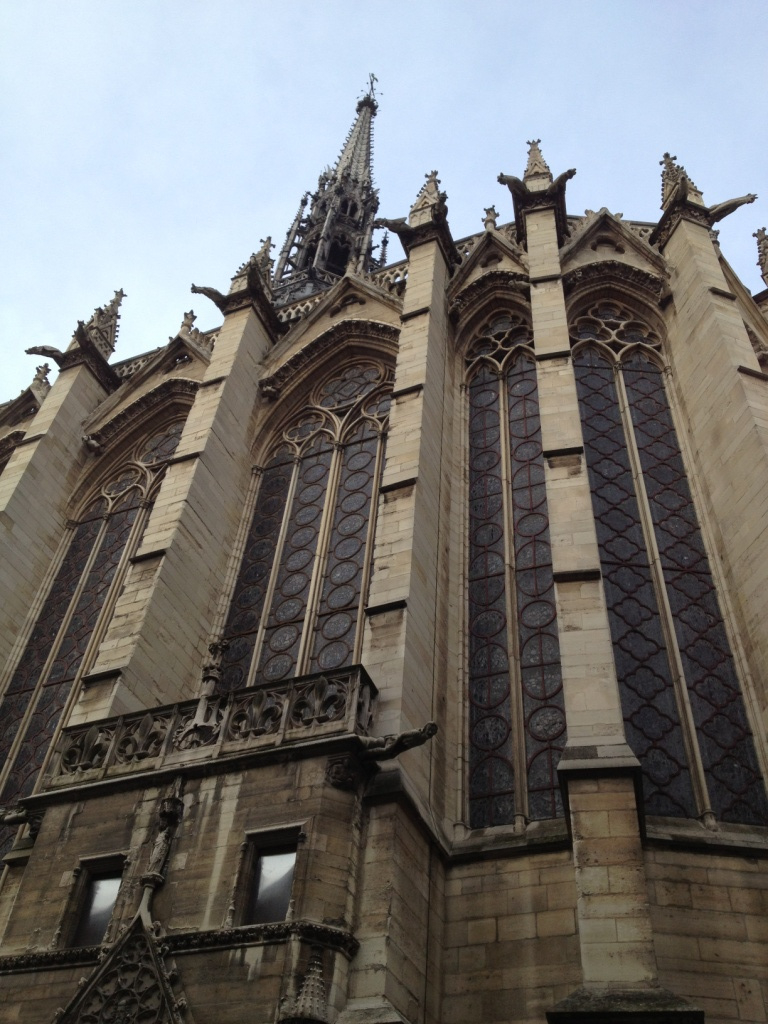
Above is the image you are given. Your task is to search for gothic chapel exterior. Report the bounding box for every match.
[1,86,768,1024]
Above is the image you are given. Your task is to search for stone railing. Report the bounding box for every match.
[50,667,377,785]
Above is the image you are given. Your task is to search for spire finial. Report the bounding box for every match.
[524,139,552,182]
[755,227,768,285]
[659,152,703,209]
[71,289,125,358]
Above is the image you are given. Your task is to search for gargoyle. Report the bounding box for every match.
[709,193,758,224]
[498,168,576,200]
[359,721,438,761]
[191,283,227,312]
[26,344,65,366]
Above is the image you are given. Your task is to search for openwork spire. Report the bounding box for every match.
[273,78,381,305]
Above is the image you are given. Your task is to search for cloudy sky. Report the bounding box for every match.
[1,1,766,400]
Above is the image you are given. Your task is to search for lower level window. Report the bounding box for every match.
[243,844,297,925]
[72,870,123,947]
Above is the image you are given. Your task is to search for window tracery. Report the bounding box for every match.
[0,422,184,855]
[571,301,768,825]
[216,361,392,694]
[465,313,566,828]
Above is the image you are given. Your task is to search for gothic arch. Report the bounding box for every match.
[564,265,666,339]
[568,303,768,825]
[214,351,395,694]
[449,270,531,340]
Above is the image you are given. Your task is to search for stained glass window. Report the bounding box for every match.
[571,303,768,825]
[217,362,392,694]
[466,315,565,828]
[0,422,184,856]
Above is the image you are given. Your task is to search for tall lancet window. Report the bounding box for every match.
[571,302,768,825]
[216,361,392,693]
[465,314,566,829]
[0,422,184,854]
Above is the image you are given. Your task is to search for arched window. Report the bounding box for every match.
[465,314,566,829]
[216,361,392,694]
[327,237,351,276]
[0,422,184,853]
[571,301,768,825]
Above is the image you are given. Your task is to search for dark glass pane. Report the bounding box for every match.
[574,346,697,817]
[138,422,184,465]
[218,452,294,694]
[506,354,565,819]
[623,353,768,824]
[72,874,121,947]
[467,367,516,828]
[258,437,333,682]
[244,848,296,924]
[309,423,379,673]
[0,517,103,778]
[317,364,383,409]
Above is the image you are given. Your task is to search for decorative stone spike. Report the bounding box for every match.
[483,206,498,231]
[283,954,331,1024]
[660,152,703,209]
[75,289,125,358]
[754,227,768,285]
[524,138,552,182]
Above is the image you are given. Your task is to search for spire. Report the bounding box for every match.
[69,289,125,358]
[659,152,704,210]
[523,138,552,184]
[273,78,381,305]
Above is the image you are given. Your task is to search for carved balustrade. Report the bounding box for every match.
[51,666,377,784]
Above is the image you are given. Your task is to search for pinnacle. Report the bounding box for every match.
[524,139,552,181]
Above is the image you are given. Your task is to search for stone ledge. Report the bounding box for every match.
[547,986,703,1024]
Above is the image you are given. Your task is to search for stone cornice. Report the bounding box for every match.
[259,321,399,398]
[449,270,531,325]
[562,260,665,302]
[87,378,200,450]
[0,920,359,975]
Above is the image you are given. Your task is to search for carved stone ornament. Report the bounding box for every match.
[279,953,331,1024]
[498,141,576,248]
[49,916,189,1024]
[325,753,364,790]
[358,720,437,761]
[258,321,399,399]
[755,227,768,286]
[84,378,198,452]
[374,170,459,271]
[448,269,531,326]
[50,782,187,1024]
[191,255,285,339]
[562,260,666,303]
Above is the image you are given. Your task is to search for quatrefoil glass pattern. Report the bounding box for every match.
[572,315,768,825]
[0,421,184,856]
[466,322,565,829]
[216,361,392,693]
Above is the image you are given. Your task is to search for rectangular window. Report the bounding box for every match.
[71,867,123,947]
[242,843,297,925]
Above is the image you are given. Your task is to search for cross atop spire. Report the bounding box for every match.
[273,82,381,305]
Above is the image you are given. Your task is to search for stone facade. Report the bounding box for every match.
[0,100,767,1024]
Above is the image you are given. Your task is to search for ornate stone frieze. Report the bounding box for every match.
[259,321,399,398]
[85,378,199,451]
[51,666,378,785]
[562,260,665,302]
[449,269,531,325]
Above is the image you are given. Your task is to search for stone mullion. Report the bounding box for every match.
[615,363,713,823]
[246,457,301,688]
[496,363,529,825]
[294,441,344,677]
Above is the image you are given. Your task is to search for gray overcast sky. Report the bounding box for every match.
[1,1,766,400]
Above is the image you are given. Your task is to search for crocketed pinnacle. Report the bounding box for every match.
[524,139,552,182]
